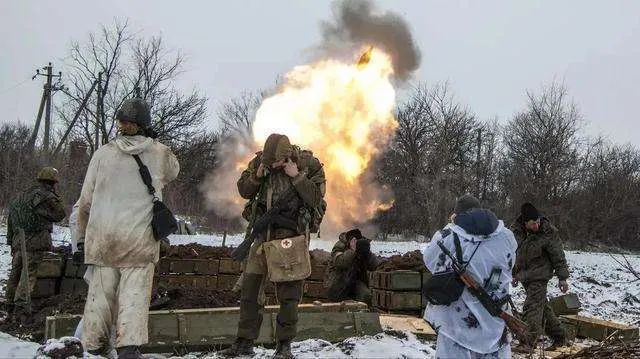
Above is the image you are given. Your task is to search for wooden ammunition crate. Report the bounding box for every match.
[46,302,380,351]
[155,275,217,289]
[369,271,422,291]
[304,281,327,299]
[372,289,422,311]
[218,258,242,274]
[60,278,88,296]
[561,315,639,341]
[64,259,87,279]
[309,264,327,281]
[37,257,64,278]
[167,259,220,275]
[33,278,57,298]
[549,293,581,315]
[216,274,240,291]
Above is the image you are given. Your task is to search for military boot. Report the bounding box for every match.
[117,345,143,359]
[218,338,255,357]
[272,340,293,359]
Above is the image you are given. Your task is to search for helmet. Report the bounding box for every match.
[37,167,59,183]
[116,98,151,129]
[261,134,292,165]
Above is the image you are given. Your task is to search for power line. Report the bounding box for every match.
[0,78,31,95]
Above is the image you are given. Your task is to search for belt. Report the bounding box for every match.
[270,228,299,240]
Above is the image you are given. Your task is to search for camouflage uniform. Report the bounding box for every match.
[512,217,570,346]
[325,233,379,304]
[6,182,66,303]
[235,142,326,344]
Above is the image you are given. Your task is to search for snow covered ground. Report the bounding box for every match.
[1,226,639,358]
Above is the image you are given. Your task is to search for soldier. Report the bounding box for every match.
[219,133,326,359]
[325,228,379,304]
[5,167,66,305]
[511,203,569,350]
[76,98,179,358]
[423,195,517,358]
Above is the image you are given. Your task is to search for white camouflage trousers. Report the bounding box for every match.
[81,264,154,350]
[436,334,511,359]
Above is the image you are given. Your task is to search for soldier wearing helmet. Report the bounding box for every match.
[219,133,326,359]
[6,167,66,305]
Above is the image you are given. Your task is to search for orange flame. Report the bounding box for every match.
[252,47,397,233]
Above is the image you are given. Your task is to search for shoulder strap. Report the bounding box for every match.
[132,154,157,198]
[452,233,464,263]
[453,232,482,270]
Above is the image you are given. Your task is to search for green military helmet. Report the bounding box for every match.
[116,98,151,129]
[37,167,59,183]
[261,133,293,165]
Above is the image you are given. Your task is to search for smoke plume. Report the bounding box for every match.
[320,0,421,81]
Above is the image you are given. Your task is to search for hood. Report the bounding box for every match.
[454,208,500,236]
[114,135,153,155]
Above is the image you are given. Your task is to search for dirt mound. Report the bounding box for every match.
[165,243,232,259]
[151,287,240,310]
[0,294,86,342]
[376,250,428,272]
[37,336,84,359]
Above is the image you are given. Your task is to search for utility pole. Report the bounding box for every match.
[94,72,103,151]
[30,62,63,153]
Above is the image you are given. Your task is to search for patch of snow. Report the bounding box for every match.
[0,331,39,358]
[198,332,436,359]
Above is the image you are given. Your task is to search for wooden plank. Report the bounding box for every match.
[380,314,436,339]
[561,315,639,341]
[218,259,242,274]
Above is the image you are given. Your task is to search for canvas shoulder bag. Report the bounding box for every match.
[132,154,178,241]
[262,234,311,282]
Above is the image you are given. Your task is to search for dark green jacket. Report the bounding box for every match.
[325,233,379,300]
[237,148,326,235]
[7,182,66,252]
[512,217,570,283]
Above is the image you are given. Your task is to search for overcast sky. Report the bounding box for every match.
[1,0,638,146]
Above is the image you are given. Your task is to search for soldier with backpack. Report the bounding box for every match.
[219,133,326,359]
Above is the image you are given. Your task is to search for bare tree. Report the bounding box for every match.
[56,19,207,153]
[501,83,583,209]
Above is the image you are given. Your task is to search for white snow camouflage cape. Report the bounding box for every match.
[422,209,517,354]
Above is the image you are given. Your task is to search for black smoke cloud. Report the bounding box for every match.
[321,0,421,81]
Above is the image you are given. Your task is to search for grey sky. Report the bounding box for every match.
[1,0,638,146]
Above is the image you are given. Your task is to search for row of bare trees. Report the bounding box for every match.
[375,82,639,249]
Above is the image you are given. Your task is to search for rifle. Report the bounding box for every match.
[17,229,32,313]
[437,241,527,337]
[231,187,300,261]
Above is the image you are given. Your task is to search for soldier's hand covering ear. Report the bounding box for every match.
[256,163,267,178]
[284,158,299,178]
[558,280,569,293]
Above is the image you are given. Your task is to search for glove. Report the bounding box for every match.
[345,228,363,241]
[73,242,85,264]
[355,238,370,257]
